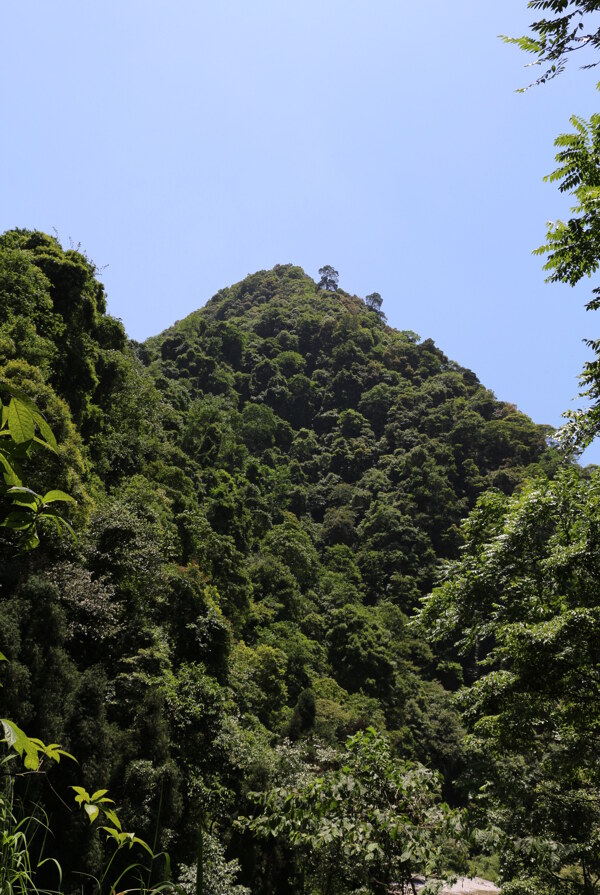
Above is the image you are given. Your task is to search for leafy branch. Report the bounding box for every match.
[0,387,76,550]
[501,0,600,90]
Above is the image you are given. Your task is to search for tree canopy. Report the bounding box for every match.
[416,471,600,894]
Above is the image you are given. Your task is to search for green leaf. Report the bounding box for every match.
[0,383,40,413]
[7,399,35,444]
[84,803,100,824]
[42,489,76,505]
[40,511,76,539]
[32,414,57,452]
[57,747,77,762]
[2,718,20,749]
[32,435,58,453]
[1,511,34,531]
[1,719,41,769]
[43,743,76,763]
[132,836,154,856]
[7,486,40,508]
[100,825,121,838]
[23,751,40,770]
[20,532,39,551]
[0,452,21,486]
[103,808,122,830]
[71,785,90,805]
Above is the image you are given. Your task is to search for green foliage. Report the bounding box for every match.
[536,111,600,288]
[0,239,559,893]
[177,830,250,895]
[317,265,339,292]
[0,389,157,895]
[327,605,394,698]
[0,230,126,430]
[240,728,467,895]
[2,719,74,770]
[505,11,600,454]
[501,1,600,88]
[0,751,61,895]
[416,470,600,894]
[524,107,600,451]
[0,389,76,551]
[365,291,385,321]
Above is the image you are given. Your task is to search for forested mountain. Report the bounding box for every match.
[0,230,566,893]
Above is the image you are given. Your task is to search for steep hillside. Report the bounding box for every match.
[145,262,555,609]
[0,235,558,892]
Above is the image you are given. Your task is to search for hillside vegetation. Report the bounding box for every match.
[0,230,573,894]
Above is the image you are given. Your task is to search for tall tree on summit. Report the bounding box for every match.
[365,292,385,321]
[317,265,339,291]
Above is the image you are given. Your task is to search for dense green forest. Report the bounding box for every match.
[7,2,600,893]
[2,223,590,895]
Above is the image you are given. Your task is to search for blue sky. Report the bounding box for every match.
[3,1,600,461]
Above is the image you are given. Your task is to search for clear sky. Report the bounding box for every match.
[3,1,600,461]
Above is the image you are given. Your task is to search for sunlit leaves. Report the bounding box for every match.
[502,1,600,89]
[416,470,600,892]
[535,112,600,287]
[1,719,75,770]
[7,398,35,443]
[69,784,152,853]
[0,391,76,549]
[239,729,466,893]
